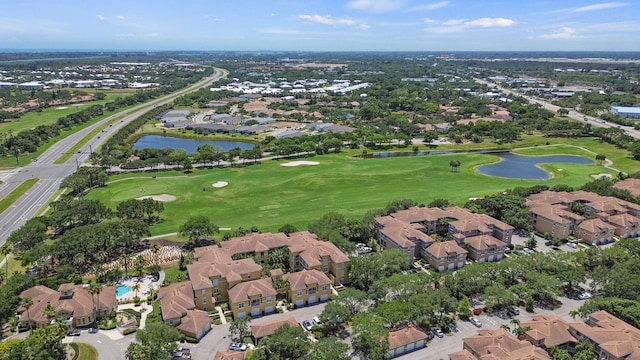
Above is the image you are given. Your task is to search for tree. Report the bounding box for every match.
[4,321,68,360]
[303,337,350,360]
[20,296,34,334]
[526,235,537,250]
[457,296,473,319]
[229,316,251,342]
[595,154,606,164]
[1,243,10,280]
[318,302,350,334]
[557,108,569,116]
[132,283,141,299]
[126,322,182,360]
[351,312,389,360]
[449,159,461,172]
[42,303,56,321]
[88,281,103,323]
[262,324,311,360]
[179,216,218,245]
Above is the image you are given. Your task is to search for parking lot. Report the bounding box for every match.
[391,296,585,360]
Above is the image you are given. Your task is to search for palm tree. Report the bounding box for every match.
[132,283,141,299]
[150,243,160,266]
[43,303,57,322]
[88,282,103,324]
[1,243,10,281]
[20,296,34,334]
[120,254,129,279]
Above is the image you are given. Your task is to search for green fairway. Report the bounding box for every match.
[0,92,131,135]
[85,143,622,236]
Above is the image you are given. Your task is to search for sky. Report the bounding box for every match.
[1,0,639,52]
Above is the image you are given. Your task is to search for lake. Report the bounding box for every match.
[132,135,254,154]
[476,153,594,179]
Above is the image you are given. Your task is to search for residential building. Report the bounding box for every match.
[288,231,350,285]
[529,204,580,240]
[612,178,640,197]
[606,213,640,238]
[228,278,277,319]
[375,216,434,261]
[250,316,300,344]
[187,257,262,309]
[214,351,245,360]
[176,309,212,340]
[575,218,616,245]
[158,281,196,327]
[456,328,550,360]
[220,232,290,264]
[425,240,468,272]
[283,269,332,308]
[18,283,117,329]
[463,235,507,263]
[521,314,577,351]
[569,311,640,360]
[387,326,429,359]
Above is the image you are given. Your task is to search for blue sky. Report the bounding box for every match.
[1,0,639,51]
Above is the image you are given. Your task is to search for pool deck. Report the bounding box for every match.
[116,275,160,302]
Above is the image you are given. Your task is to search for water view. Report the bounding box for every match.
[132,135,254,154]
[476,153,594,180]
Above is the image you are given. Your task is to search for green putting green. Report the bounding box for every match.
[85,147,617,236]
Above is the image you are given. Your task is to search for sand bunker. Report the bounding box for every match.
[281,161,320,167]
[592,173,612,180]
[136,194,176,202]
[56,106,69,110]
[212,181,228,188]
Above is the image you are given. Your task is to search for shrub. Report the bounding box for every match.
[184,336,199,343]
[123,328,137,335]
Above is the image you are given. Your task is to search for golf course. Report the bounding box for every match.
[83,137,633,236]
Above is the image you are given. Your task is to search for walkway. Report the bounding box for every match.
[214,306,227,324]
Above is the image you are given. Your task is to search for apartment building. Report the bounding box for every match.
[520,314,577,351]
[452,328,550,360]
[19,283,117,329]
[283,269,332,308]
[463,235,507,263]
[228,278,278,319]
[569,311,640,360]
[425,240,468,272]
[375,216,435,261]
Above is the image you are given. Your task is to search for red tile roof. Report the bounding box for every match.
[388,326,428,350]
[283,269,332,291]
[176,309,210,335]
[158,281,195,320]
[250,316,299,339]
[228,278,277,304]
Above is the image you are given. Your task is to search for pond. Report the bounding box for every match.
[132,135,254,154]
[476,153,594,180]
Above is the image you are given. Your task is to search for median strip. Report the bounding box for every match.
[0,178,39,215]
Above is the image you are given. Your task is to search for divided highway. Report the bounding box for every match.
[0,68,228,246]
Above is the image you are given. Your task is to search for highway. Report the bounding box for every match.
[474,78,640,139]
[0,68,228,247]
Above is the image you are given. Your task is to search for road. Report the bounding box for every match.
[0,68,228,247]
[474,78,640,139]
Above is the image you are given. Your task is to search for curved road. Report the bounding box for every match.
[0,68,228,246]
[474,78,640,138]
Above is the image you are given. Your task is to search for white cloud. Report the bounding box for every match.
[443,19,465,26]
[539,27,585,39]
[573,2,628,12]
[423,17,438,24]
[465,18,516,27]
[117,15,125,20]
[97,14,105,21]
[346,0,407,12]
[270,13,276,17]
[260,28,302,35]
[358,24,371,30]
[424,17,516,33]
[412,1,449,11]
[298,14,356,26]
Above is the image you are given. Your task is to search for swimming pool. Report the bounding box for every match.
[116,284,132,297]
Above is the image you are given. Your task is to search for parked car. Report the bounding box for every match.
[506,307,520,316]
[523,248,534,255]
[470,318,483,327]
[302,320,313,331]
[431,327,444,338]
[229,343,247,351]
[67,328,81,336]
[567,242,578,249]
[312,316,322,326]
[578,292,593,300]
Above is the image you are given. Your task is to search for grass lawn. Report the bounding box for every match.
[71,342,99,360]
[84,137,632,236]
[0,178,38,215]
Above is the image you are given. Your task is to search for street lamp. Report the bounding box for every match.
[14,148,20,167]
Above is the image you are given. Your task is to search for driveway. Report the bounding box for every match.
[64,329,134,360]
[190,302,327,359]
